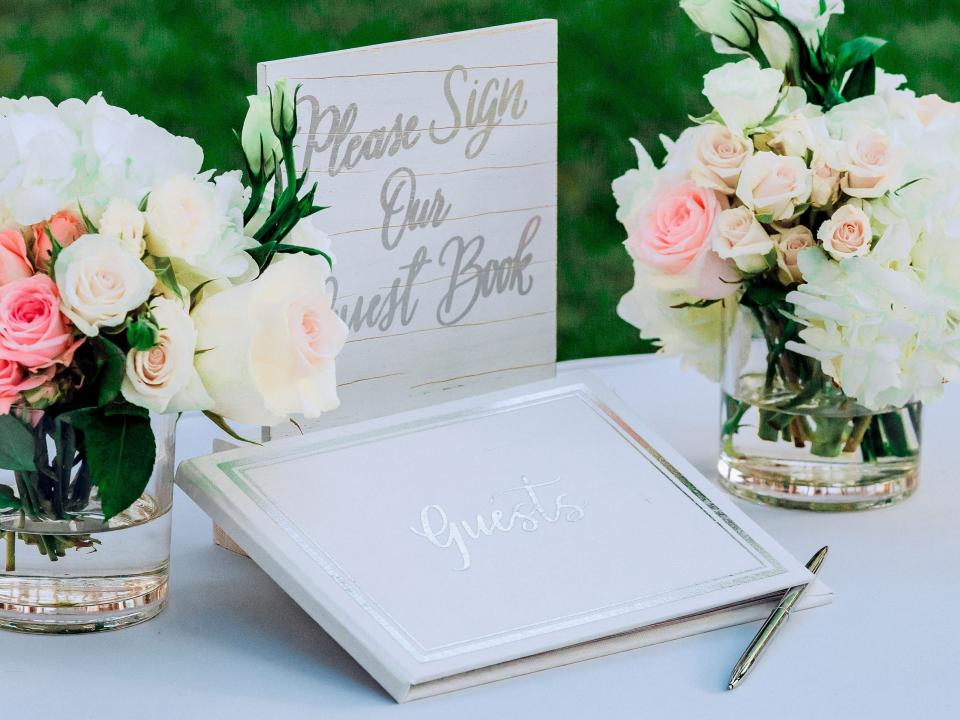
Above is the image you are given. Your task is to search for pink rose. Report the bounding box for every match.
[0,274,83,370]
[0,229,33,286]
[31,210,86,270]
[627,181,737,299]
[0,359,53,415]
[736,152,812,220]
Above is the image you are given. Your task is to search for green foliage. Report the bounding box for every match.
[0,484,20,511]
[92,336,126,406]
[66,406,156,520]
[2,0,957,360]
[125,316,160,351]
[0,414,36,472]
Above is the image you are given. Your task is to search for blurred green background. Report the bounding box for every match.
[2,1,957,359]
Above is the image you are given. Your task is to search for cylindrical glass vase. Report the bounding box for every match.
[0,412,174,633]
[718,305,920,511]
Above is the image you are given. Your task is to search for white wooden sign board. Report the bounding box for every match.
[258,20,558,437]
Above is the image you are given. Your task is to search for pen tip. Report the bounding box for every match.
[727,683,735,691]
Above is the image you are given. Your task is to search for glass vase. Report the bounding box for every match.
[718,305,920,511]
[0,412,174,633]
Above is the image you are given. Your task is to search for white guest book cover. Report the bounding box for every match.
[176,374,832,702]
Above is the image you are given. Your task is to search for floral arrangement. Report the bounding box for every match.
[615,1,959,460]
[0,84,347,562]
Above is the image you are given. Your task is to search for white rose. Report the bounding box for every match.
[736,151,813,220]
[838,127,903,199]
[144,172,257,289]
[99,198,146,256]
[54,234,155,336]
[703,59,784,136]
[192,253,348,425]
[818,204,873,260]
[679,0,753,47]
[121,297,213,414]
[690,125,752,193]
[773,226,817,284]
[776,0,845,45]
[713,207,773,273]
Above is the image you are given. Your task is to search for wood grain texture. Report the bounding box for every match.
[259,21,557,438]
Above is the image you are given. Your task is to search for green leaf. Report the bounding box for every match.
[0,484,20,511]
[69,410,156,520]
[834,36,886,78]
[151,256,183,302]
[189,279,218,308]
[102,402,150,419]
[78,202,99,234]
[126,316,160,351]
[742,283,788,309]
[202,411,261,446]
[756,213,775,224]
[138,193,150,212]
[842,55,877,101]
[247,240,278,271]
[670,298,719,310]
[94,336,126,407]
[44,227,64,277]
[273,243,333,269]
[0,414,36,472]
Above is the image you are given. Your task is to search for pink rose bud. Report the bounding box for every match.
[0,229,33,286]
[31,210,86,270]
[0,274,83,371]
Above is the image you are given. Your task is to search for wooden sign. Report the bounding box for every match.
[258,20,557,435]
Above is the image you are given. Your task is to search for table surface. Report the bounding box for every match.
[5,356,958,719]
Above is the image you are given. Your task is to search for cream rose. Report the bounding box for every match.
[766,113,820,157]
[810,154,841,207]
[713,207,774,273]
[691,125,752,193]
[818,204,873,260]
[121,297,213,414]
[702,59,784,136]
[773,226,817,284]
[192,253,348,426]
[53,234,155,336]
[99,198,146,257]
[839,127,902,199]
[736,151,812,220]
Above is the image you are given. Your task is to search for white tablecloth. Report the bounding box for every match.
[6,356,958,719]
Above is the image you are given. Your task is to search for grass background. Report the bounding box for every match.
[1,1,957,359]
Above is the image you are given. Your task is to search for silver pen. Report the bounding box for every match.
[727,546,829,690]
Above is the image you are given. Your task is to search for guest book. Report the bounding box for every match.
[177,373,833,702]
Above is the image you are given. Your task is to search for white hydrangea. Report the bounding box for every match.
[0,94,202,225]
[786,249,960,410]
[617,261,737,380]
